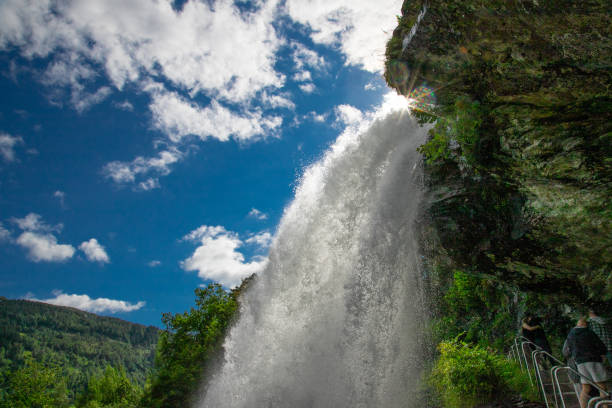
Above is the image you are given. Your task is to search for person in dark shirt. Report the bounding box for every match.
[565,317,609,408]
[522,315,552,353]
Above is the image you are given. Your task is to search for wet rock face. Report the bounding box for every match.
[386,0,611,306]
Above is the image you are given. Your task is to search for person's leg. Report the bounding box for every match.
[595,381,608,395]
[594,382,609,408]
[579,383,591,408]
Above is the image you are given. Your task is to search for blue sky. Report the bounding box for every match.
[0,0,404,326]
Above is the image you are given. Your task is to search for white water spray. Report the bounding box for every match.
[200,97,429,408]
[402,5,427,51]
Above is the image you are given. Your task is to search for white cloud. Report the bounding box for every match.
[148,260,161,267]
[0,0,292,189]
[103,148,182,186]
[11,213,62,233]
[114,100,134,111]
[304,111,327,123]
[364,81,380,91]
[261,91,295,110]
[248,208,268,220]
[0,132,23,162]
[335,104,364,127]
[103,86,284,188]
[79,238,110,264]
[285,0,403,72]
[53,190,65,206]
[245,231,273,249]
[181,225,267,288]
[290,41,327,71]
[148,88,283,144]
[73,86,112,113]
[0,0,285,102]
[137,178,160,191]
[293,70,312,82]
[299,83,316,94]
[0,223,11,242]
[30,291,145,313]
[16,231,75,262]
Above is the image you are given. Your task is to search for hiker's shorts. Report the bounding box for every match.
[577,361,608,384]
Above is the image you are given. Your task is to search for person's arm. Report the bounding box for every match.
[562,339,570,358]
[522,322,541,331]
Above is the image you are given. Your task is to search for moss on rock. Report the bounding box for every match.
[386,0,612,308]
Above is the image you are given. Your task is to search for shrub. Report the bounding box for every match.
[430,340,537,408]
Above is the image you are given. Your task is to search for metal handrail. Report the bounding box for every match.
[552,366,572,408]
[512,338,611,408]
[552,364,611,408]
[595,400,612,408]
[589,397,607,408]
[532,350,551,407]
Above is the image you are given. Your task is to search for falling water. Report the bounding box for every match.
[201,99,430,408]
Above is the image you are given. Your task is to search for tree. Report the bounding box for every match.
[0,355,69,408]
[142,278,253,408]
[77,365,142,408]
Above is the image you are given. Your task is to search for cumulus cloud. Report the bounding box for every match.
[304,111,327,123]
[181,225,268,288]
[299,83,316,94]
[0,0,290,188]
[285,0,403,72]
[0,0,402,191]
[147,260,161,267]
[148,88,283,144]
[290,41,327,71]
[9,213,91,263]
[16,231,75,262]
[0,0,284,102]
[79,238,110,264]
[103,148,182,186]
[245,231,273,249]
[335,104,364,127]
[29,291,145,313]
[261,91,295,110]
[0,132,23,162]
[248,208,268,220]
[11,213,62,233]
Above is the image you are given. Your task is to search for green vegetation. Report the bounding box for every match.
[143,278,252,408]
[0,355,70,408]
[430,340,537,408]
[0,299,158,401]
[0,278,252,407]
[77,366,142,408]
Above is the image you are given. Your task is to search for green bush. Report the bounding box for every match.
[417,97,483,166]
[430,340,537,408]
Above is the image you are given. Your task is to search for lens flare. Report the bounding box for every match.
[407,84,436,114]
[386,60,410,88]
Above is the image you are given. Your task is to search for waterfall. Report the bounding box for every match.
[200,97,429,408]
[402,5,427,52]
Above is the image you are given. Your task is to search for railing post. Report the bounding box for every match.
[533,351,551,408]
[552,366,566,408]
[521,341,534,385]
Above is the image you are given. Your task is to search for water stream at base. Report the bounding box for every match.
[200,105,429,408]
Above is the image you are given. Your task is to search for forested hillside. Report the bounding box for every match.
[0,298,158,395]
